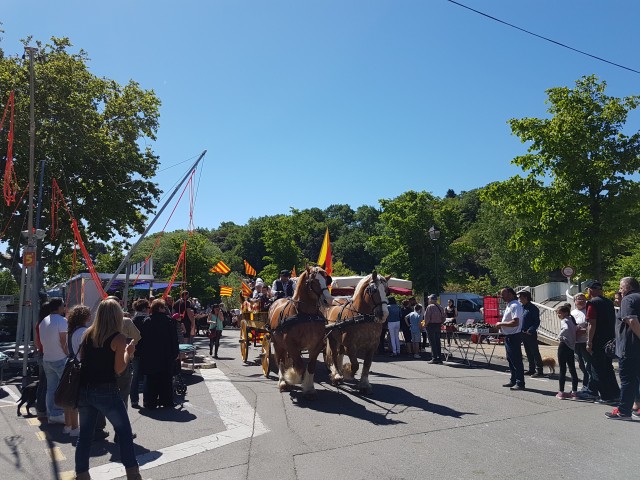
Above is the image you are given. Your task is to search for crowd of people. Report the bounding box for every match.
[494,279,640,420]
[380,279,640,420]
[33,289,234,480]
[29,273,640,477]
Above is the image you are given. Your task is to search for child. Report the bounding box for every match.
[405,304,423,359]
[555,303,579,399]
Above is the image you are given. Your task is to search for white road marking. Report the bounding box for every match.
[1,385,20,401]
[90,368,268,479]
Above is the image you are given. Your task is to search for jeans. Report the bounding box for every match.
[36,353,47,414]
[387,321,401,354]
[75,383,137,474]
[130,357,142,405]
[42,357,67,417]
[504,334,525,387]
[588,348,620,401]
[426,324,442,361]
[558,342,578,392]
[574,343,590,388]
[618,355,640,415]
[521,331,543,374]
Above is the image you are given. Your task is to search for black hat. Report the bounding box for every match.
[280,270,291,277]
[588,281,603,289]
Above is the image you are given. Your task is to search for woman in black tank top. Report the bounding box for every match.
[75,299,141,480]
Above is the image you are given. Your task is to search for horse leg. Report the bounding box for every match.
[273,340,289,391]
[326,334,343,385]
[301,341,324,399]
[284,349,304,386]
[357,348,375,394]
[343,347,359,380]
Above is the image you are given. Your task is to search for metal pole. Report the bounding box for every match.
[103,150,206,293]
[13,265,27,360]
[22,46,37,381]
[434,243,439,295]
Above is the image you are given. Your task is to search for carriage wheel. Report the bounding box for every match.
[261,334,272,378]
[240,319,249,363]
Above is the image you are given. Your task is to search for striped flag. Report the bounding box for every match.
[241,281,252,297]
[244,259,256,276]
[317,227,332,276]
[291,266,297,278]
[210,260,231,274]
[220,286,233,297]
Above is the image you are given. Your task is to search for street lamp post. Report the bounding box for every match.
[428,225,440,295]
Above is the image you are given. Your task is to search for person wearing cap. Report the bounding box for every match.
[604,277,640,419]
[579,281,620,403]
[272,270,295,300]
[496,287,526,390]
[424,294,445,364]
[518,290,544,377]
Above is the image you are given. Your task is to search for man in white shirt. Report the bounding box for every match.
[38,297,68,423]
[496,287,525,390]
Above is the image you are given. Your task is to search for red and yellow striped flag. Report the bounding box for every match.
[241,281,252,297]
[317,227,332,276]
[244,259,256,276]
[210,260,231,274]
[220,286,233,297]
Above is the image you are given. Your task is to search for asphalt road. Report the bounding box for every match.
[1,328,637,480]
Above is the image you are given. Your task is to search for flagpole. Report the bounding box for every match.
[104,150,206,293]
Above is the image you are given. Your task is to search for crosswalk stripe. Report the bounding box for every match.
[46,447,66,462]
[89,368,269,479]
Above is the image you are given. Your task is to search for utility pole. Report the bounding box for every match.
[103,150,206,294]
[21,46,37,382]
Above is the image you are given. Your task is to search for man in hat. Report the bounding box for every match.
[518,290,544,377]
[579,281,620,403]
[272,270,295,300]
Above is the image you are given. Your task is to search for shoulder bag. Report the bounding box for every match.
[54,335,83,409]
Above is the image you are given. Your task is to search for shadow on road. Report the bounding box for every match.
[289,381,475,423]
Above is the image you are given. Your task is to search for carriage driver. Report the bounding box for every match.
[272,270,295,300]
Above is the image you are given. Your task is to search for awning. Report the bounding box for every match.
[331,285,413,296]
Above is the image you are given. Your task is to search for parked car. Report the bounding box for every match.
[439,293,484,323]
[0,311,18,342]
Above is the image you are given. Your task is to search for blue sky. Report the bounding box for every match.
[2,0,639,236]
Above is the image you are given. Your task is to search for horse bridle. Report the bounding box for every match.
[306,267,330,301]
[365,278,388,311]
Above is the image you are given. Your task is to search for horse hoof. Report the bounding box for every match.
[303,390,317,400]
[331,375,343,385]
[278,382,290,392]
[358,386,373,395]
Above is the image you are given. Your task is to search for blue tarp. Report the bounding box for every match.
[131,282,181,290]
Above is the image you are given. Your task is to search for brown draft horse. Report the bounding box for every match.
[322,272,390,394]
[268,266,334,398]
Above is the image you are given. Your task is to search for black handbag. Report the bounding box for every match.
[54,337,83,409]
[603,338,617,359]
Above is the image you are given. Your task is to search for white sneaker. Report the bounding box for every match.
[69,428,80,437]
[63,426,72,434]
[48,414,65,424]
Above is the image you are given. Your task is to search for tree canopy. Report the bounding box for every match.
[0,37,161,285]
[482,75,640,281]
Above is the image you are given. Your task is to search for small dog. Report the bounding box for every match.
[541,357,557,375]
[16,381,39,417]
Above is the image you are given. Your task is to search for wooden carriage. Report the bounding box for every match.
[239,311,273,377]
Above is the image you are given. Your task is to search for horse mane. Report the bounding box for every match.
[291,269,310,302]
[353,273,373,299]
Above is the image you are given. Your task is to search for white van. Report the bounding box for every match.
[439,293,484,323]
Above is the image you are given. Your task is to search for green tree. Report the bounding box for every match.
[131,231,222,304]
[482,75,640,281]
[0,269,19,295]
[0,37,161,286]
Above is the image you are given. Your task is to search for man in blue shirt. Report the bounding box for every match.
[518,290,544,378]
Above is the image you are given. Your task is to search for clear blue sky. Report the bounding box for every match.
[2,0,639,236]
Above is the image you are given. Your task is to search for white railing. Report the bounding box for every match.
[534,301,560,342]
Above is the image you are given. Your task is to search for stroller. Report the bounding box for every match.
[172,358,187,396]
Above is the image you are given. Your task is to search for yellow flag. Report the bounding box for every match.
[317,228,332,276]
